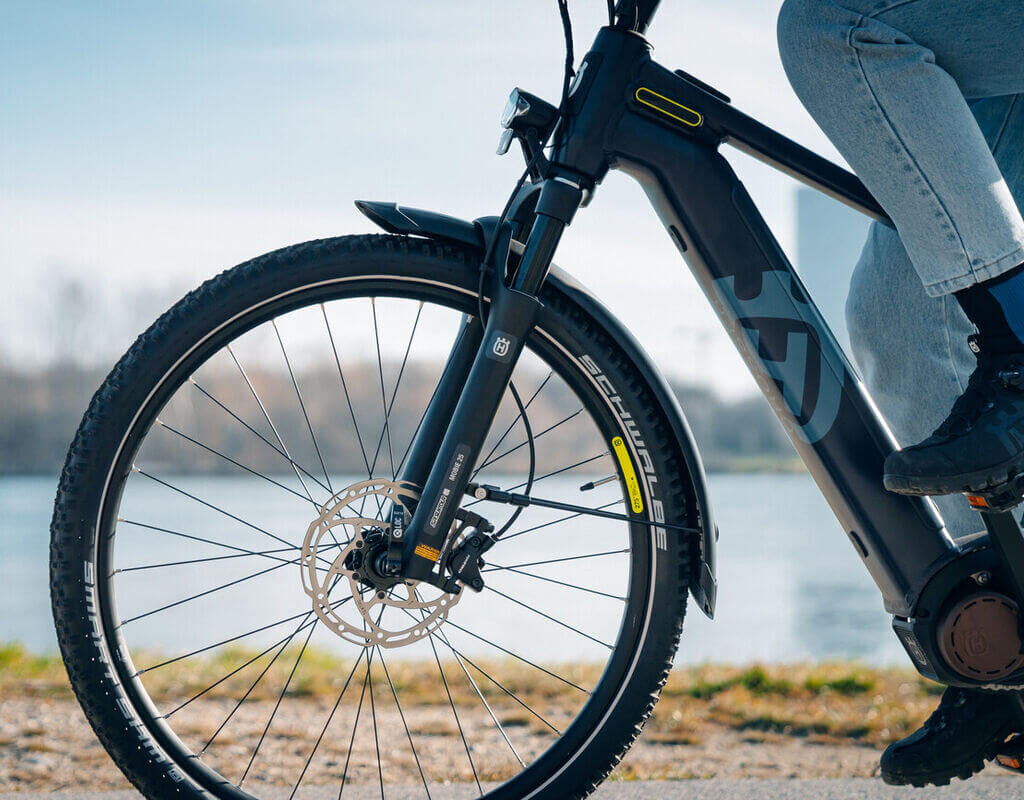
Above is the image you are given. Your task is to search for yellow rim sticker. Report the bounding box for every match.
[611,436,644,514]
[414,543,441,562]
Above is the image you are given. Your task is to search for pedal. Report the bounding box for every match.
[996,734,1024,773]
[967,473,1024,513]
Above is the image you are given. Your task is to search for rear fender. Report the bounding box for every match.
[356,201,718,617]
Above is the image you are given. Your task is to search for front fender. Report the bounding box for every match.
[356,201,717,618]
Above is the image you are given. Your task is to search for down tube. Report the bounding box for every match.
[611,118,956,617]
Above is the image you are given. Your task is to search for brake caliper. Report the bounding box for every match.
[446,509,496,593]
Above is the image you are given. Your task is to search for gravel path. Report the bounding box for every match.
[3,778,1024,798]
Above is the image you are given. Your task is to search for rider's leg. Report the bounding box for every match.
[778,0,1024,296]
[846,222,980,537]
[778,0,1024,494]
[781,5,1024,781]
[849,93,1024,530]
[846,169,1024,791]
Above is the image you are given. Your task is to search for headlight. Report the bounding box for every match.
[501,89,532,129]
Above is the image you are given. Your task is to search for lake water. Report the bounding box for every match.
[0,472,910,666]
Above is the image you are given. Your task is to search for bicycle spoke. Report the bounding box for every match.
[434,622,524,768]
[132,468,298,552]
[165,612,319,718]
[487,491,700,535]
[368,639,384,800]
[367,300,423,482]
[272,319,334,494]
[440,618,589,694]
[378,647,432,798]
[497,501,623,543]
[289,648,368,799]
[485,584,614,650]
[226,344,321,507]
[471,370,553,481]
[338,649,374,800]
[370,298,396,482]
[120,555,300,625]
[465,451,611,510]
[403,603,561,738]
[321,303,374,481]
[394,374,441,478]
[200,611,316,754]
[155,418,316,508]
[115,518,337,571]
[514,451,611,489]
[116,544,311,574]
[424,623,482,794]
[141,611,310,678]
[453,648,560,735]
[141,596,351,676]
[240,619,318,784]
[189,377,331,495]
[411,594,524,767]
[474,407,584,474]
[482,547,629,571]
[483,561,627,601]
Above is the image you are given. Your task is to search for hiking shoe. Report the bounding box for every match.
[881,686,1019,787]
[884,338,1024,496]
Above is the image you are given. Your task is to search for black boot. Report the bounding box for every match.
[883,337,1024,495]
[881,686,1020,786]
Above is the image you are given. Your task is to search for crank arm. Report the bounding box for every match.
[467,483,700,535]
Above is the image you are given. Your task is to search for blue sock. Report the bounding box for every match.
[955,262,1024,355]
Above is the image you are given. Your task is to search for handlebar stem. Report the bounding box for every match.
[614,0,661,34]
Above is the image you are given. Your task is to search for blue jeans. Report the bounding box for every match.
[778,1,1024,536]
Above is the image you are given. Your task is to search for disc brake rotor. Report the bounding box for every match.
[300,479,462,648]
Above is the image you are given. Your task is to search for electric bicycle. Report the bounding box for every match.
[51,1,1024,796]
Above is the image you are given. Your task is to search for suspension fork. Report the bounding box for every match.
[397,178,584,586]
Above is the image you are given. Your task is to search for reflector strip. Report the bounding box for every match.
[612,436,644,513]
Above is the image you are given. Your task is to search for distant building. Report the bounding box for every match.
[794,186,872,356]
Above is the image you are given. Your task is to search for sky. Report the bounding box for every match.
[0,0,864,397]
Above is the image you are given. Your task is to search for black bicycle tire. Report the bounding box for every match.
[50,234,694,799]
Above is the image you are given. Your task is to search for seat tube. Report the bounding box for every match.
[400,180,582,583]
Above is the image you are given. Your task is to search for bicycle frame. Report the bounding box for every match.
[378,16,1023,688]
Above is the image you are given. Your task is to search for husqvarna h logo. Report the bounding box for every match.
[488,332,515,362]
[713,270,845,444]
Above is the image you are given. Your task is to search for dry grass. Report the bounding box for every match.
[649,663,945,748]
[0,643,943,749]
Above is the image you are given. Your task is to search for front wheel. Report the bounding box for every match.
[51,235,692,799]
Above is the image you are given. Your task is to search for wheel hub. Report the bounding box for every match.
[300,479,462,649]
[342,527,402,591]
